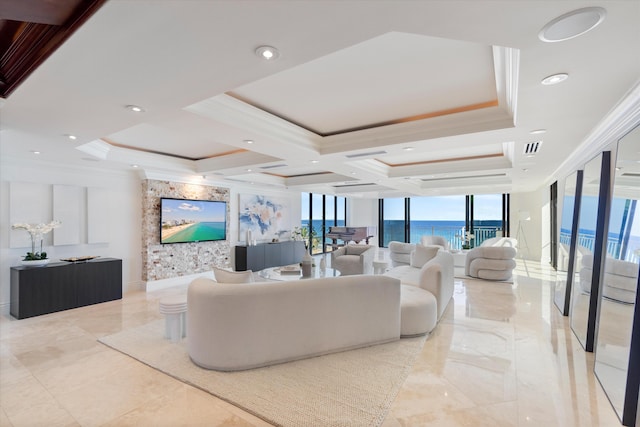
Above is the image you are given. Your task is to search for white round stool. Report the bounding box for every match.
[159,295,187,342]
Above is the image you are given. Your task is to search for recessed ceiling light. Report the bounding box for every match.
[541,73,569,85]
[539,7,606,43]
[255,45,280,61]
[131,164,139,168]
[66,134,77,140]
[126,104,145,112]
[31,150,40,155]
[311,160,319,164]
[522,168,529,172]
[244,139,254,144]
[246,169,252,172]
[529,129,546,135]
[351,172,357,175]
[403,147,414,151]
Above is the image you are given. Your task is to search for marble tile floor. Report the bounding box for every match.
[0,259,624,426]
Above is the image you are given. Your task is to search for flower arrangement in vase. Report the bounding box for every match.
[461,231,475,250]
[12,220,62,265]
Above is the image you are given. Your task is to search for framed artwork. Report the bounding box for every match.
[239,194,290,242]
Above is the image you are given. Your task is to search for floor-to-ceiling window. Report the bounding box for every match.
[471,194,504,246]
[300,193,347,254]
[324,196,335,253]
[409,196,466,247]
[379,194,509,248]
[311,193,324,254]
[380,198,406,247]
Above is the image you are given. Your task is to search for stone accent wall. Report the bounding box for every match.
[141,179,231,282]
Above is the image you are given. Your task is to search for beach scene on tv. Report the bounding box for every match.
[161,199,227,244]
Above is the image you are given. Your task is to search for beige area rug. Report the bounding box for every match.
[99,320,426,427]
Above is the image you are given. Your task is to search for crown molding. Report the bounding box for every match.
[547,79,640,185]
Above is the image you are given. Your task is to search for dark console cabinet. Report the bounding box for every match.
[235,241,306,271]
[10,258,122,319]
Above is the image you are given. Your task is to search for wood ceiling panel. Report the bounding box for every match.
[0,0,106,98]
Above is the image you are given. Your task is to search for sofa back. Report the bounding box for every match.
[389,241,415,267]
[481,237,518,248]
[187,274,401,371]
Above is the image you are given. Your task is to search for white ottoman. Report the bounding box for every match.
[159,295,187,342]
[400,285,437,337]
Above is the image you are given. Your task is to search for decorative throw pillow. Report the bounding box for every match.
[410,245,440,268]
[213,267,254,283]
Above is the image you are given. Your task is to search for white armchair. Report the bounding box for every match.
[388,241,415,267]
[420,235,449,251]
[465,246,517,281]
[331,244,375,275]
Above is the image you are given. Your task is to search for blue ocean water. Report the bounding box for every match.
[162,221,226,244]
[301,219,502,248]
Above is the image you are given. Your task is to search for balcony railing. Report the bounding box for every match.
[559,230,638,263]
[409,224,502,250]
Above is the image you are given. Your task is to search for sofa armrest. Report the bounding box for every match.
[359,246,376,275]
[331,246,347,262]
[417,251,454,320]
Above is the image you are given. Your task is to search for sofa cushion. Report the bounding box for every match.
[213,267,254,283]
[384,265,421,287]
[346,244,371,256]
[400,285,437,337]
[411,245,440,268]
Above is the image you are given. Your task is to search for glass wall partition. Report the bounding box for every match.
[569,151,612,352]
[594,124,640,426]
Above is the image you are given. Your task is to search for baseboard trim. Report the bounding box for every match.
[144,271,215,293]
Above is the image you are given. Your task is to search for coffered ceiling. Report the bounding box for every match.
[1,0,639,198]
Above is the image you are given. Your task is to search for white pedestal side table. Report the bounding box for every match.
[159,294,187,342]
[372,260,389,275]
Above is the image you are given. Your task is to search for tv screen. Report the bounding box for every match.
[160,198,227,244]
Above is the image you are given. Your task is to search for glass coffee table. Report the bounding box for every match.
[258,265,341,281]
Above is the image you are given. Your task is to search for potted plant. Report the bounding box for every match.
[12,220,62,266]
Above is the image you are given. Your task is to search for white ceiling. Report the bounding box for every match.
[1,0,639,198]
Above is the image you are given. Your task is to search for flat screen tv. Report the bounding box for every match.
[160,198,227,244]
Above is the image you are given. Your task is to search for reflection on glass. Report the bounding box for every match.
[472,194,504,246]
[554,171,581,315]
[570,152,610,350]
[595,124,640,425]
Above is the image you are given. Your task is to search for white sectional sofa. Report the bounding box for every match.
[187,275,402,371]
[385,243,455,323]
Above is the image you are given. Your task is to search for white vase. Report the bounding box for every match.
[20,259,49,267]
[301,251,313,277]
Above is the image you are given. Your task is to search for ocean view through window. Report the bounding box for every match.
[380,194,506,248]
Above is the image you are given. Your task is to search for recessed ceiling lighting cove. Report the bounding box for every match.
[541,73,569,85]
[126,104,145,112]
[255,45,280,61]
[539,7,606,43]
